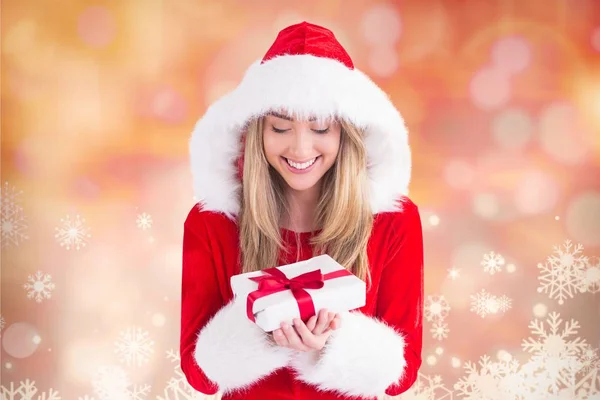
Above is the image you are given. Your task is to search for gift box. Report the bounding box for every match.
[230,254,367,332]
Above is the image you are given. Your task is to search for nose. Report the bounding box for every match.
[289,128,313,157]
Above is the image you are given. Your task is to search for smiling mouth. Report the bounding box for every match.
[282,156,320,170]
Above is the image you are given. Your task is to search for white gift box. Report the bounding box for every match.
[230,254,367,332]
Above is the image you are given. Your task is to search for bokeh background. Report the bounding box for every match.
[2,0,600,399]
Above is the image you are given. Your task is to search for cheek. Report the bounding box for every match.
[319,133,341,156]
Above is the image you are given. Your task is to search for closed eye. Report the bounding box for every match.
[271,127,289,133]
[313,128,330,134]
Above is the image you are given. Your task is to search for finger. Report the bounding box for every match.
[272,329,289,347]
[282,322,311,352]
[330,315,341,330]
[313,309,330,334]
[293,318,318,349]
[306,315,317,331]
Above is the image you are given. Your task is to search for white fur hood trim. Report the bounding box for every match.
[190,54,411,220]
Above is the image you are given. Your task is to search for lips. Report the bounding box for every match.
[281,156,320,174]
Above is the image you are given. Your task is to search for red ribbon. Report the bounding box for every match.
[246,267,352,323]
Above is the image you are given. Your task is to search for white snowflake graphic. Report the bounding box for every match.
[1,181,29,248]
[579,348,600,375]
[0,315,5,331]
[482,251,505,275]
[521,312,590,393]
[157,349,216,400]
[55,214,91,250]
[23,271,55,303]
[136,213,153,230]
[0,379,61,399]
[497,294,512,313]
[396,373,453,399]
[424,295,451,322]
[470,289,501,318]
[115,327,155,368]
[454,354,528,399]
[430,321,449,341]
[580,256,600,294]
[537,240,587,305]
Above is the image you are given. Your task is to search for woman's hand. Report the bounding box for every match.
[272,309,341,352]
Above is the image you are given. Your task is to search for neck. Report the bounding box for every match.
[281,185,320,232]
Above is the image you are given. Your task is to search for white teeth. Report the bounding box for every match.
[286,157,317,170]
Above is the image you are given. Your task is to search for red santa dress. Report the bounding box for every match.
[180,21,424,400]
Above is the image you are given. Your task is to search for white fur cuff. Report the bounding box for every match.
[290,311,406,398]
[194,300,293,394]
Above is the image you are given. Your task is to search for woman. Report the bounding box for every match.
[180,22,423,400]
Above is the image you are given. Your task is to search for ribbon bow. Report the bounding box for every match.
[246,266,351,323]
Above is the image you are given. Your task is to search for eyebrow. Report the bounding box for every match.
[267,111,318,122]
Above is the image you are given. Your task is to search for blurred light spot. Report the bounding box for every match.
[435,347,444,355]
[470,67,511,110]
[426,355,437,366]
[539,101,590,165]
[152,87,187,124]
[368,47,399,77]
[514,171,559,215]
[448,267,460,280]
[151,313,166,328]
[491,36,531,74]
[491,108,533,151]
[473,192,500,219]
[592,27,600,52]
[429,214,440,227]
[2,323,40,358]
[451,357,461,368]
[78,6,116,48]
[506,263,516,273]
[555,216,560,221]
[444,160,475,189]
[533,303,548,318]
[361,4,402,46]
[566,191,600,246]
[32,335,41,345]
[497,350,512,362]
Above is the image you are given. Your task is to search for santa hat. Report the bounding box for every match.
[189,21,411,220]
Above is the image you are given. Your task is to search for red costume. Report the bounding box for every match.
[180,22,424,399]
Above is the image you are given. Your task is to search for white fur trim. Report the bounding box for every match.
[190,54,411,220]
[193,300,293,394]
[290,311,406,398]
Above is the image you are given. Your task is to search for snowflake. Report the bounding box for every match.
[482,251,505,275]
[497,295,512,313]
[537,240,587,305]
[521,312,589,393]
[424,295,450,322]
[0,315,5,331]
[0,379,61,400]
[580,256,600,294]
[396,373,453,399]
[157,349,213,400]
[129,384,151,400]
[454,354,528,399]
[447,267,460,280]
[430,321,449,341]
[91,365,132,400]
[579,348,600,375]
[23,271,55,303]
[115,327,155,368]
[55,214,91,250]
[1,181,29,248]
[470,289,501,318]
[136,213,152,230]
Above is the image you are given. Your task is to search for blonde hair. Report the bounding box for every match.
[238,116,373,285]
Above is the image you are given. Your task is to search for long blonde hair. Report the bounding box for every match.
[238,116,373,284]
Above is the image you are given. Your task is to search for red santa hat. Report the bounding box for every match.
[190,22,412,220]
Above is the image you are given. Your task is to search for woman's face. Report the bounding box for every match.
[263,111,342,194]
